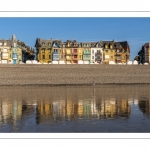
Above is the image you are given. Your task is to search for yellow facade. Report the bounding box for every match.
[78,48,83,60]
[38,47,52,64]
[103,44,116,64]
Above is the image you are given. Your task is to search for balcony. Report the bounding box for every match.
[66,52,72,55]
[52,54,59,61]
[73,49,78,54]
[12,53,18,60]
[96,52,102,55]
[66,56,72,60]
[72,57,78,60]
[116,53,121,56]
[83,55,91,61]
[116,58,121,61]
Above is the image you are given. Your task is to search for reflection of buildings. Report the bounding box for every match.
[0,99,35,129]
[35,91,131,124]
[36,102,53,124]
[0,87,132,128]
[96,98,130,119]
[118,99,130,117]
[138,97,150,116]
[0,100,22,125]
[99,98,118,118]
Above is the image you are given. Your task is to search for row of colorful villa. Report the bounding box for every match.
[35,38,130,64]
[0,34,150,64]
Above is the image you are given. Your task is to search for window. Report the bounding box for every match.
[105,50,108,53]
[74,49,77,53]
[42,43,45,46]
[92,56,94,59]
[3,49,8,52]
[48,43,51,46]
[49,55,51,59]
[117,56,120,59]
[43,55,45,59]
[122,56,125,59]
[92,50,94,53]
[111,56,113,59]
[97,50,100,54]
[74,55,77,58]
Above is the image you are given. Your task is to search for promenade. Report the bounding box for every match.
[0,64,150,85]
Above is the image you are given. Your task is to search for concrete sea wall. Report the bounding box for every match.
[0,64,150,85]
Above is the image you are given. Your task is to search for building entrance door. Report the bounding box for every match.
[13,60,16,64]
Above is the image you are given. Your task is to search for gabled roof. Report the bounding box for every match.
[0,40,12,47]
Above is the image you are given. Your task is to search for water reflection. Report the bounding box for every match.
[0,85,150,132]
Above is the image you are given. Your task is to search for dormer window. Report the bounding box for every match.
[110,45,112,49]
[4,42,6,46]
[42,42,45,46]
[105,45,108,48]
[48,43,51,46]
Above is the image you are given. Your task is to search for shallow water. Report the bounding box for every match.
[0,85,150,132]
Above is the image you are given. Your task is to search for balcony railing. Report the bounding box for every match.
[66,57,72,60]
[66,52,72,55]
[116,53,121,55]
[72,57,78,60]
[73,51,78,55]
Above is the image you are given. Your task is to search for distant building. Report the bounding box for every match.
[35,38,62,64]
[137,43,150,64]
[0,38,12,64]
[0,35,34,64]
[82,42,91,64]
[102,40,130,64]
[91,41,103,64]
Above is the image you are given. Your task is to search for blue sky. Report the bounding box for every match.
[0,17,150,60]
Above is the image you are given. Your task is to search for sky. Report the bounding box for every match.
[0,17,150,61]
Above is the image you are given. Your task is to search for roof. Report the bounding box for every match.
[35,38,62,47]
[0,40,12,47]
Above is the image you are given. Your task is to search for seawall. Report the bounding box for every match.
[0,64,150,85]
